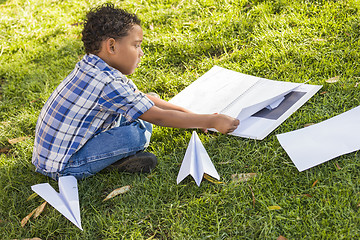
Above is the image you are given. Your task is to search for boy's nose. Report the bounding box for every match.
[139,48,144,57]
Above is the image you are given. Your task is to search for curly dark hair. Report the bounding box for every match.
[82,3,141,54]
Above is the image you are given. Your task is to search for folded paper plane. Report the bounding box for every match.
[31,176,82,230]
[169,66,322,140]
[177,131,220,186]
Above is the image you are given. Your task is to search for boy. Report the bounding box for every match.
[32,3,239,180]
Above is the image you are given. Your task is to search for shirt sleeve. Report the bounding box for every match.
[98,77,154,122]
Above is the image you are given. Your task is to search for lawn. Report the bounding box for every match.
[0,0,360,239]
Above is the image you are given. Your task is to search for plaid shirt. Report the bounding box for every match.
[32,54,154,173]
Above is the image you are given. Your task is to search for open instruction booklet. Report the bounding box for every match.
[169,66,322,140]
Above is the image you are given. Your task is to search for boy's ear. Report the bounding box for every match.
[105,38,116,54]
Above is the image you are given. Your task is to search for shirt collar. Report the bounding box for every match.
[84,54,114,72]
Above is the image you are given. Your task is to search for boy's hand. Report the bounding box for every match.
[212,114,240,134]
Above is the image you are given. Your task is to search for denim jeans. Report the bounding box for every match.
[35,118,152,180]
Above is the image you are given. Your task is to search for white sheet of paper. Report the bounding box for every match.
[222,78,301,120]
[231,84,322,139]
[170,65,321,140]
[277,105,360,171]
[177,131,220,186]
[31,176,83,230]
[170,66,259,115]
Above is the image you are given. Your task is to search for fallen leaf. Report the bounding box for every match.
[267,205,281,210]
[320,91,328,95]
[231,173,257,183]
[149,23,154,30]
[8,136,29,145]
[355,82,359,88]
[325,76,340,83]
[21,202,47,227]
[33,202,47,218]
[311,179,318,188]
[30,98,41,103]
[218,161,232,164]
[0,146,10,154]
[248,183,255,208]
[103,185,131,201]
[291,194,312,198]
[204,174,225,184]
[357,202,360,207]
[304,123,314,127]
[21,209,36,227]
[335,162,342,170]
[26,192,38,201]
[277,235,288,240]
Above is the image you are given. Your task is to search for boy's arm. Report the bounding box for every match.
[139,105,240,134]
[146,94,192,113]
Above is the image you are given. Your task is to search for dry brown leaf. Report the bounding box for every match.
[218,161,232,165]
[21,209,36,227]
[204,174,225,184]
[312,179,318,188]
[277,235,288,240]
[357,202,360,207]
[33,202,47,218]
[248,184,255,208]
[8,136,28,145]
[231,173,257,183]
[0,146,10,154]
[325,76,340,83]
[21,202,47,227]
[335,162,342,170]
[103,185,131,201]
[320,91,328,95]
[267,205,281,210]
[304,123,314,127]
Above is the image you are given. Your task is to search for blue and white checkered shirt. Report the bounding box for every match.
[32,54,154,173]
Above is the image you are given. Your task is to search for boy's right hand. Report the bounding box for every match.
[212,114,240,134]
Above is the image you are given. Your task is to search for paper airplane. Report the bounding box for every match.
[31,176,83,230]
[177,131,220,186]
[169,65,321,140]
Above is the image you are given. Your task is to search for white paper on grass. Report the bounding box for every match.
[177,131,220,186]
[277,105,360,172]
[170,65,322,140]
[31,176,82,230]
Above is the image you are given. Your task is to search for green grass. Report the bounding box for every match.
[1,0,360,239]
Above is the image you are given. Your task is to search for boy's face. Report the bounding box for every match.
[108,24,144,75]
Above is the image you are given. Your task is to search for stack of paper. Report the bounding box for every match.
[170,66,322,140]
